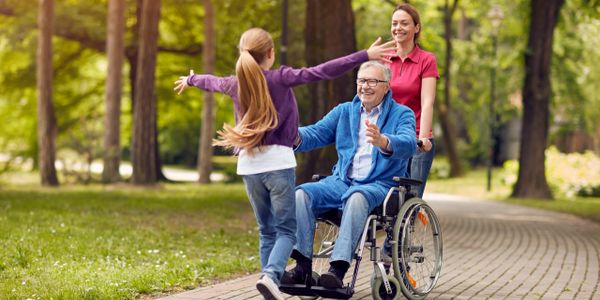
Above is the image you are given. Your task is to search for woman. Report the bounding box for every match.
[389,3,439,198]
[381,3,440,265]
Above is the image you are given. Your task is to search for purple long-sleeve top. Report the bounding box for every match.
[187,50,369,148]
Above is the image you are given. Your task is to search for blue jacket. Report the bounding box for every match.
[296,90,416,210]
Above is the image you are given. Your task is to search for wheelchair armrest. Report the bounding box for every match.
[393,176,423,187]
[312,174,327,181]
[381,188,401,217]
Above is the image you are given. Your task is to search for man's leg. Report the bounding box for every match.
[283,176,349,285]
[320,192,370,289]
[282,189,317,284]
[293,189,317,260]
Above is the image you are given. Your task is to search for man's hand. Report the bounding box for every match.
[366,37,397,64]
[173,69,194,95]
[365,119,389,149]
[294,134,301,147]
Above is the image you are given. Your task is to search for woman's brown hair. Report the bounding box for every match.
[213,28,278,153]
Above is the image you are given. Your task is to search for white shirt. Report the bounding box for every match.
[348,103,385,179]
[237,145,296,175]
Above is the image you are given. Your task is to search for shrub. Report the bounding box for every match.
[429,157,451,179]
[501,146,600,198]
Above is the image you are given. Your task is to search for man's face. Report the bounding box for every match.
[356,66,389,110]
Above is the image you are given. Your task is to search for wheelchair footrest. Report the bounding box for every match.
[280,283,353,299]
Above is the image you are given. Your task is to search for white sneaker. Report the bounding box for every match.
[256,274,284,300]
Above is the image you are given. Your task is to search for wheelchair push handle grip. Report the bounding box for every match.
[312,174,326,181]
[393,176,423,187]
[417,139,424,148]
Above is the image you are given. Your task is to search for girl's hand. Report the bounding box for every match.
[174,70,194,95]
[366,37,397,64]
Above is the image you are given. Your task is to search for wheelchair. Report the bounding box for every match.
[279,175,443,300]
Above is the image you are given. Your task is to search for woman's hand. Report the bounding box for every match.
[418,137,432,152]
[174,70,194,95]
[366,37,398,64]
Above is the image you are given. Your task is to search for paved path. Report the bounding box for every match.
[159,194,600,299]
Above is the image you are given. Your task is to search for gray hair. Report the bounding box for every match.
[358,61,391,82]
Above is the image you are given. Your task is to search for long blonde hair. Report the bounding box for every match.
[213,28,279,153]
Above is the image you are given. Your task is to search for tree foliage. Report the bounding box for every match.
[0,0,598,182]
[551,0,600,148]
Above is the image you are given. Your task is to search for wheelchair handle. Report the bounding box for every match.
[417,139,424,148]
[312,174,326,181]
[393,176,423,186]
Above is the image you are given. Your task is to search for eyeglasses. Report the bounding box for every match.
[356,78,388,87]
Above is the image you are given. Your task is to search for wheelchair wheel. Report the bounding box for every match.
[371,274,401,300]
[391,198,443,300]
[312,219,339,275]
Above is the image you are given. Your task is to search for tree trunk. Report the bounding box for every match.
[297,0,357,183]
[37,0,59,186]
[455,7,471,144]
[280,0,289,65]
[102,0,125,183]
[197,0,215,183]
[512,0,564,199]
[438,0,463,177]
[129,0,167,182]
[131,0,161,185]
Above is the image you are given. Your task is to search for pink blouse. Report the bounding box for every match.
[388,45,439,137]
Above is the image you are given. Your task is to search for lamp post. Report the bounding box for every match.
[487,5,503,191]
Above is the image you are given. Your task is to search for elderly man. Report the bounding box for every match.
[284,61,416,289]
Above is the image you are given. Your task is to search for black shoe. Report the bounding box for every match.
[282,250,314,285]
[281,266,305,285]
[320,271,344,289]
[282,251,313,285]
[320,262,348,289]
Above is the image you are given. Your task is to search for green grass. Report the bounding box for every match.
[0,183,259,299]
[3,166,598,299]
[504,197,600,223]
[427,168,512,200]
[427,168,600,223]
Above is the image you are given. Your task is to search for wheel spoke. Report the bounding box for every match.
[313,220,339,274]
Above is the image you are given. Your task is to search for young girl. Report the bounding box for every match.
[174,28,395,300]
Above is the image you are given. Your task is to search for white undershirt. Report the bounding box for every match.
[348,103,382,179]
[236,145,296,175]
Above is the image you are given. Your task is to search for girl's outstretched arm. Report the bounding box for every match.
[279,37,397,87]
[174,70,236,97]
